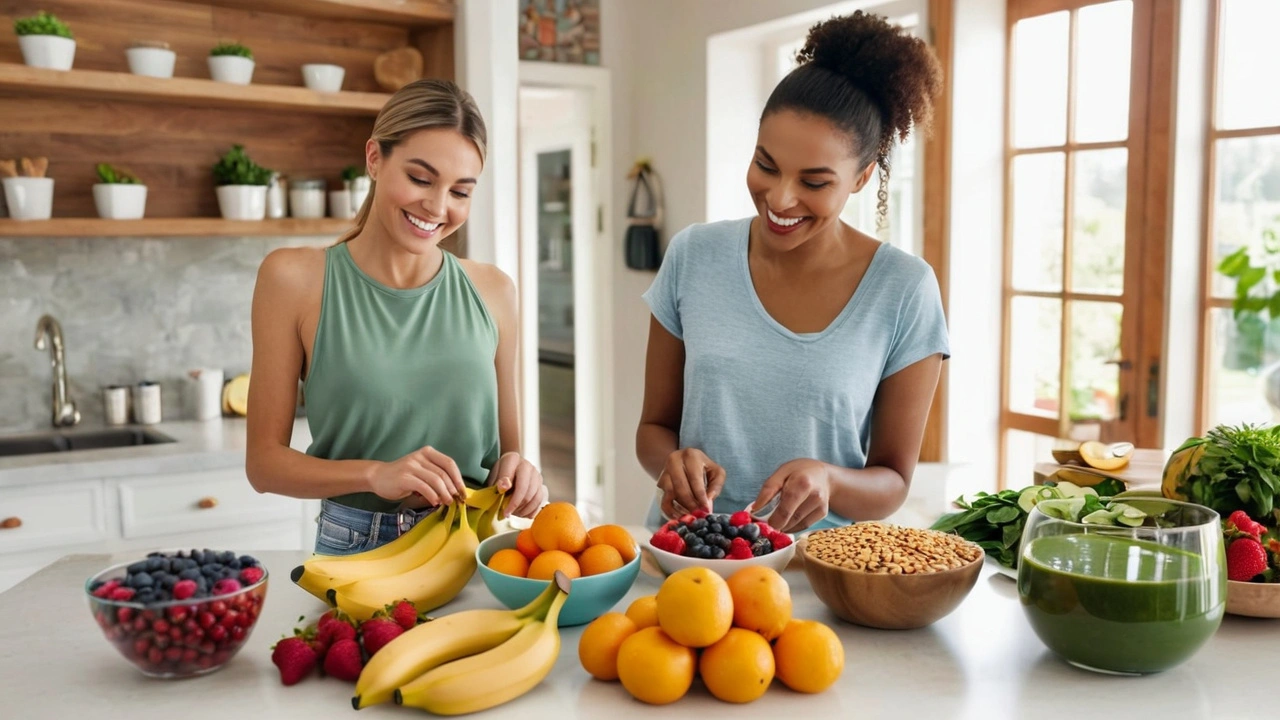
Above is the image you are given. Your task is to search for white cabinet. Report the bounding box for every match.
[0,468,317,593]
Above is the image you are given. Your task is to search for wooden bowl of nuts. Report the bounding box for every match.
[798,523,984,630]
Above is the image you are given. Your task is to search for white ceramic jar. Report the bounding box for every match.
[18,35,75,70]
[301,63,345,92]
[2,177,54,220]
[208,55,254,85]
[92,184,148,220]
[126,46,176,78]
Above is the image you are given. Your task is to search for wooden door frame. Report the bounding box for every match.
[996,0,1177,486]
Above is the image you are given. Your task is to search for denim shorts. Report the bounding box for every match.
[314,499,436,556]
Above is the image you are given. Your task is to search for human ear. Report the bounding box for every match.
[365,139,381,182]
[850,161,877,194]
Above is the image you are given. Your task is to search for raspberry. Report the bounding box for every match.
[239,566,265,585]
[729,511,751,527]
[109,587,136,602]
[692,508,710,519]
[172,579,197,601]
[727,537,754,559]
[678,514,697,526]
[650,530,686,556]
[770,533,793,550]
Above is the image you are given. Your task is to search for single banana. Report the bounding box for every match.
[352,580,563,708]
[474,492,508,541]
[329,503,479,620]
[301,502,456,586]
[309,502,448,564]
[464,484,504,511]
[394,572,572,715]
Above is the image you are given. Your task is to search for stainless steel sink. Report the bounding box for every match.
[0,427,176,457]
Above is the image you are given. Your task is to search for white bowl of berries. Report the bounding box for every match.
[644,511,796,579]
[85,549,268,678]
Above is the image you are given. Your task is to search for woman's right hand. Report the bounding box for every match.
[657,448,726,518]
[368,446,468,506]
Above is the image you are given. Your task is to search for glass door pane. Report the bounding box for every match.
[1070,149,1128,294]
[1012,11,1069,148]
[536,149,576,502]
[1218,0,1280,130]
[1068,301,1123,422]
[1073,2,1133,143]
[1011,153,1066,292]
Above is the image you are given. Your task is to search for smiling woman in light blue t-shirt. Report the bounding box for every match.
[636,12,949,534]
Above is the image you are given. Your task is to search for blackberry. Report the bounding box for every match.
[751,538,773,556]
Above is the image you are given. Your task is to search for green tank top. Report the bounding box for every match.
[304,242,500,512]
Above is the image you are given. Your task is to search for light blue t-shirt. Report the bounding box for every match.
[641,217,950,530]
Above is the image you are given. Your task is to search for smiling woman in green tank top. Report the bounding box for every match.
[245,79,546,554]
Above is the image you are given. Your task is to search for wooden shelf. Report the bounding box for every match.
[172,0,454,26]
[0,218,353,238]
[0,64,390,117]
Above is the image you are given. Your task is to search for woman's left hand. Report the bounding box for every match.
[750,459,832,533]
[487,452,547,519]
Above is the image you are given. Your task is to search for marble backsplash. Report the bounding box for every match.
[0,236,329,433]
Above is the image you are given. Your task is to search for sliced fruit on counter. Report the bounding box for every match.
[222,373,249,416]
[1078,440,1134,471]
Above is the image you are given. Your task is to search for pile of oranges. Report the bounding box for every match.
[485,502,637,580]
[578,565,845,704]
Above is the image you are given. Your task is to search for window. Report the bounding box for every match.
[1200,0,1280,429]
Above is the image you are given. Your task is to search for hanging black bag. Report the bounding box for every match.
[624,164,662,271]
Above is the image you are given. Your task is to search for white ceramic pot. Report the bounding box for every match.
[2,177,54,220]
[328,189,354,219]
[289,188,326,219]
[125,47,176,78]
[346,175,370,214]
[215,185,267,220]
[301,63,345,92]
[92,184,148,220]
[208,55,254,85]
[18,35,76,71]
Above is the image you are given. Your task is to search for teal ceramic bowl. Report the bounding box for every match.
[476,530,640,627]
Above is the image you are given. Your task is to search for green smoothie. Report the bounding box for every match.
[1019,534,1225,674]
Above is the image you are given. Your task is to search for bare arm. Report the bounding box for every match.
[636,316,725,515]
[245,248,464,504]
[755,353,944,530]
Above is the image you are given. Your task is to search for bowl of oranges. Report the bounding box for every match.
[477,502,640,626]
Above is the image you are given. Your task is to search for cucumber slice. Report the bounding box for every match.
[1116,512,1145,527]
[1018,486,1042,513]
[1055,481,1086,498]
[1081,508,1120,525]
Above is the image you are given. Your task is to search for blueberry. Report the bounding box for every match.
[707,522,722,535]
[127,561,148,574]
[146,557,166,573]
[695,545,713,559]
[739,524,760,540]
[238,555,257,567]
[691,519,707,532]
[135,590,157,604]
[226,559,242,570]
[132,572,154,588]
[687,534,704,547]
[723,526,738,539]
[218,551,236,564]
[710,547,726,559]
[195,576,209,593]
[179,568,202,581]
[146,551,164,558]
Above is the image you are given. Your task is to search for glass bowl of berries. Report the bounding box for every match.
[85,549,268,678]
[644,511,796,579]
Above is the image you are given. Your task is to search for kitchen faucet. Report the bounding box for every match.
[34,314,80,428]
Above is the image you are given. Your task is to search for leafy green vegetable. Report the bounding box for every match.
[929,478,1126,568]
[210,42,252,59]
[1181,423,1280,521]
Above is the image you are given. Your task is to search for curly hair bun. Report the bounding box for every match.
[798,11,943,146]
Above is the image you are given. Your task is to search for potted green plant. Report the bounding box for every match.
[92,164,147,220]
[208,42,254,85]
[212,145,272,220]
[14,11,75,71]
[1218,222,1280,408]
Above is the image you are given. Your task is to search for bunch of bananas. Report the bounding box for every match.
[290,486,508,621]
[354,571,572,714]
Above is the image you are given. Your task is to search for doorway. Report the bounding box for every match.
[517,63,613,524]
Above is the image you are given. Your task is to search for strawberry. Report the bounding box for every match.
[359,617,403,657]
[314,613,356,654]
[1227,537,1269,581]
[322,638,364,682]
[271,637,317,686]
[729,511,751,527]
[1226,510,1266,540]
[239,566,265,586]
[727,537,753,559]
[387,601,420,631]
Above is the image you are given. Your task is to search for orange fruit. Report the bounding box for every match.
[515,529,541,561]
[586,524,638,562]
[656,567,733,648]
[726,566,792,640]
[531,502,587,554]
[699,628,775,703]
[486,548,530,578]
[616,626,696,705]
[578,612,638,681]
[625,595,659,629]
[773,619,844,693]
[578,544,624,577]
[527,550,581,581]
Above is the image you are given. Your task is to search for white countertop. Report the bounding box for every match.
[0,419,312,487]
[0,547,1272,720]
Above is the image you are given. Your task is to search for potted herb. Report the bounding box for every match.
[208,42,254,85]
[92,163,147,220]
[212,145,272,220]
[1218,223,1280,410]
[342,164,370,215]
[126,40,176,79]
[14,11,75,71]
